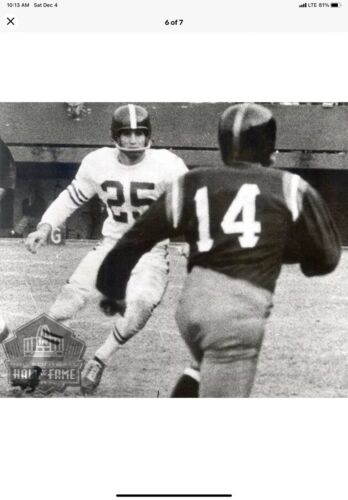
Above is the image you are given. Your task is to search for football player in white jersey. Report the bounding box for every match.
[25,104,188,393]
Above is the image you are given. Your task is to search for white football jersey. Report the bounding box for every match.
[41,147,188,240]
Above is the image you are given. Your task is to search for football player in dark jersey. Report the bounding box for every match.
[0,136,16,342]
[96,103,341,397]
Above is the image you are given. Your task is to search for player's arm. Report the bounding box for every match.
[97,175,186,308]
[25,159,97,253]
[97,193,175,304]
[286,182,341,276]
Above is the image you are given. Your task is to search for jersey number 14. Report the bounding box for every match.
[194,184,261,252]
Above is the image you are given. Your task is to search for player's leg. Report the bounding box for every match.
[81,298,157,393]
[174,267,272,398]
[100,265,168,359]
[48,239,115,323]
[198,316,265,397]
[199,282,271,397]
[81,249,169,393]
[26,240,114,379]
[22,240,116,394]
[171,280,204,398]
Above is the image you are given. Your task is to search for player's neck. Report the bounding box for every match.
[117,150,146,166]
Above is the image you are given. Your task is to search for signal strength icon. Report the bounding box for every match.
[299,2,307,6]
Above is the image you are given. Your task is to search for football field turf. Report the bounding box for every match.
[0,239,347,397]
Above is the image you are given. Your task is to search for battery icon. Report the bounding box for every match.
[331,2,341,6]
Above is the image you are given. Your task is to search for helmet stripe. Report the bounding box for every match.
[128,104,137,129]
[232,103,249,158]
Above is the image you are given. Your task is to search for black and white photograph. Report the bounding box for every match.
[0,101,347,398]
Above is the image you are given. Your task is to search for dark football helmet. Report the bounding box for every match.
[218,103,276,167]
[111,104,151,152]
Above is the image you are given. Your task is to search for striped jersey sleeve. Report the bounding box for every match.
[40,159,96,229]
[165,174,185,229]
[282,171,304,222]
[66,179,90,207]
[282,172,341,275]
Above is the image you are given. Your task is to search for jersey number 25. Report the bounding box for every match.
[102,181,155,223]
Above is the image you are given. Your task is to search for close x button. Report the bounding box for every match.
[6,16,16,26]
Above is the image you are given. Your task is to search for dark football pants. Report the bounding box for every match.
[175,267,273,397]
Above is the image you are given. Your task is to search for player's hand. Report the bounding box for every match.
[100,298,126,316]
[25,223,51,254]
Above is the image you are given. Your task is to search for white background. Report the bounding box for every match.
[0,33,347,500]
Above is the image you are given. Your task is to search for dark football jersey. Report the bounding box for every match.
[96,163,341,300]
[0,138,16,190]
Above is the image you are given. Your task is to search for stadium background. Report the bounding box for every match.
[0,102,347,241]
